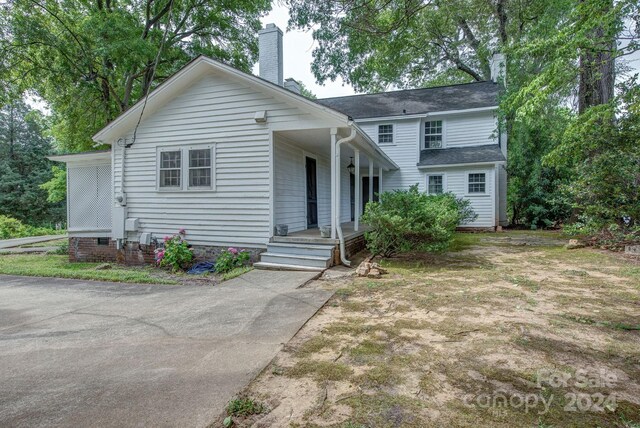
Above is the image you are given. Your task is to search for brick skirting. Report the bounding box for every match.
[68,237,263,266]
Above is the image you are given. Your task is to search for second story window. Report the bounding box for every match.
[424,120,443,148]
[378,124,393,144]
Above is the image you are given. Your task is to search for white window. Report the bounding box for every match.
[159,150,181,188]
[378,124,394,144]
[427,175,444,194]
[188,149,212,188]
[424,120,443,148]
[157,145,215,191]
[468,173,486,193]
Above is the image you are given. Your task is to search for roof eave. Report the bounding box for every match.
[417,160,505,169]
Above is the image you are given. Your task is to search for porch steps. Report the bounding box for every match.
[254,242,335,271]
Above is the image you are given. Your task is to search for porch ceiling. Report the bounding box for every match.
[275,129,381,168]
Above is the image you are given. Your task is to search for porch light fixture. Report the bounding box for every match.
[347,157,355,174]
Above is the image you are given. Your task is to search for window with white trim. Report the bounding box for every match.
[378,124,393,144]
[157,145,214,190]
[424,120,443,148]
[468,173,486,193]
[427,175,444,194]
[159,150,181,188]
[188,149,212,188]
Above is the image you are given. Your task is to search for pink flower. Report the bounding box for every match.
[164,236,170,242]
[178,228,186,235]
[228,247,238,255]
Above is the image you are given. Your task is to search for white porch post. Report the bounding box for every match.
[330,129,337,239]
[368,160,374,205]
[354,148,360,231]
[378,166,383,196]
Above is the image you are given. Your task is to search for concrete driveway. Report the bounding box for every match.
[0,271,332,427]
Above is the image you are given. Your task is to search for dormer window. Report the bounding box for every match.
[378,124,394,144]
[424,120,443,148]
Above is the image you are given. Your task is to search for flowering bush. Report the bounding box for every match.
[215,247,250,273]
[155,229,194,272]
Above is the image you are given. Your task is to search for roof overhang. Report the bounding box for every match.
[48,150,111,164]
[354,106,499,123]
[93,56,352,144]
[417,160,505,170]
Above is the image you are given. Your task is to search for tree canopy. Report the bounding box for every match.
[1,0,271,151]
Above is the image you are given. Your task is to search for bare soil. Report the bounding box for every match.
[219,232,640,428]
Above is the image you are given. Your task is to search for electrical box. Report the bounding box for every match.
[125,217,139,232]
[112,206,127,239]
[139,232,152,245]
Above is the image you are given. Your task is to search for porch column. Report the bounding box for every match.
[330,130,337,239]
[379,166,383,198]
[354,148,360,231]
[369,160,374,206]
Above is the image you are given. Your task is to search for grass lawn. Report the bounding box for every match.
[0,254,178,284]
[225,231,640,427]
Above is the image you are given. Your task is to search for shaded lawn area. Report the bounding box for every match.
[0,254,179,284]
[226,231,640,428]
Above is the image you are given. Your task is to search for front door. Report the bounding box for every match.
[362,176,380,210]
[306,157,318,228]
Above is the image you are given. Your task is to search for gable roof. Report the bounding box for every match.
[92,55,351,143]
[316,81,499,119]
[418,144,505,167]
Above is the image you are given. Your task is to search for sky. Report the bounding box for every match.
[252,4,356,99]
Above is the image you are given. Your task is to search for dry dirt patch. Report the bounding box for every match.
[217,232,640,428]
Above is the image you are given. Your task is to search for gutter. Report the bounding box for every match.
[334,126,357,267]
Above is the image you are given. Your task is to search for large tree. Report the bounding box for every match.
[0,100,64,225]
[0,0,271,151]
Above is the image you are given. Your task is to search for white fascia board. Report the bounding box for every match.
[92,56,351,144]
[48,151,112,164]
[354,106,499,123]
[417,161,505,170]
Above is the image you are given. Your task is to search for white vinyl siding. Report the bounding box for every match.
[440,168,495,227]
[445,111,497,147]
[112,71,341,248]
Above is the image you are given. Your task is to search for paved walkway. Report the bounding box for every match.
[0,235,66,250]
[0,270,331,427]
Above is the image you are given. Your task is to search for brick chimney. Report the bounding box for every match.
[258,24,283,86]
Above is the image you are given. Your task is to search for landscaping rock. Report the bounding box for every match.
[356,259,387,278]
[565,239,585,250]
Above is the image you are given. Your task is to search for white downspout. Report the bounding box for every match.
[335,126,357,267]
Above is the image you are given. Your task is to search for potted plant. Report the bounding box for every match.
[320,225,331,238]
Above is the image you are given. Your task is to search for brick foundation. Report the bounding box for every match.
[68,237,264,266]
[331,234,368,266]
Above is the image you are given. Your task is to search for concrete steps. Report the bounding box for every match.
[255,242,335,271]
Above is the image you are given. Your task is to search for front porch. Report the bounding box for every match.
[270,222,368,245]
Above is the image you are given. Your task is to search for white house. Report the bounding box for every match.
[50,24,507,270]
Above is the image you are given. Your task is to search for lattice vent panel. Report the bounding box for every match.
[68,165,112,230]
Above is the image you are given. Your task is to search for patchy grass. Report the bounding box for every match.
[220,265,252,281]
[226,397,266,417]
[219,231,640,427]
[0,253,177,284]
[18,238,68,248]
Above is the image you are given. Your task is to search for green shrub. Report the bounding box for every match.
[215,247,250,273]
[0,215,28,239]
[361,185,477,257]
[156,231,194,272]
[0,215,63,239]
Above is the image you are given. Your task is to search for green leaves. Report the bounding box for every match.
[361,186,476,257]
[1,0,271,151]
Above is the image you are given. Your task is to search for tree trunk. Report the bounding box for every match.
[578,0,615,114]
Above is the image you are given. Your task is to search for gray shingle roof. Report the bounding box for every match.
[418,145,505,167]
[316,81,499,119]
